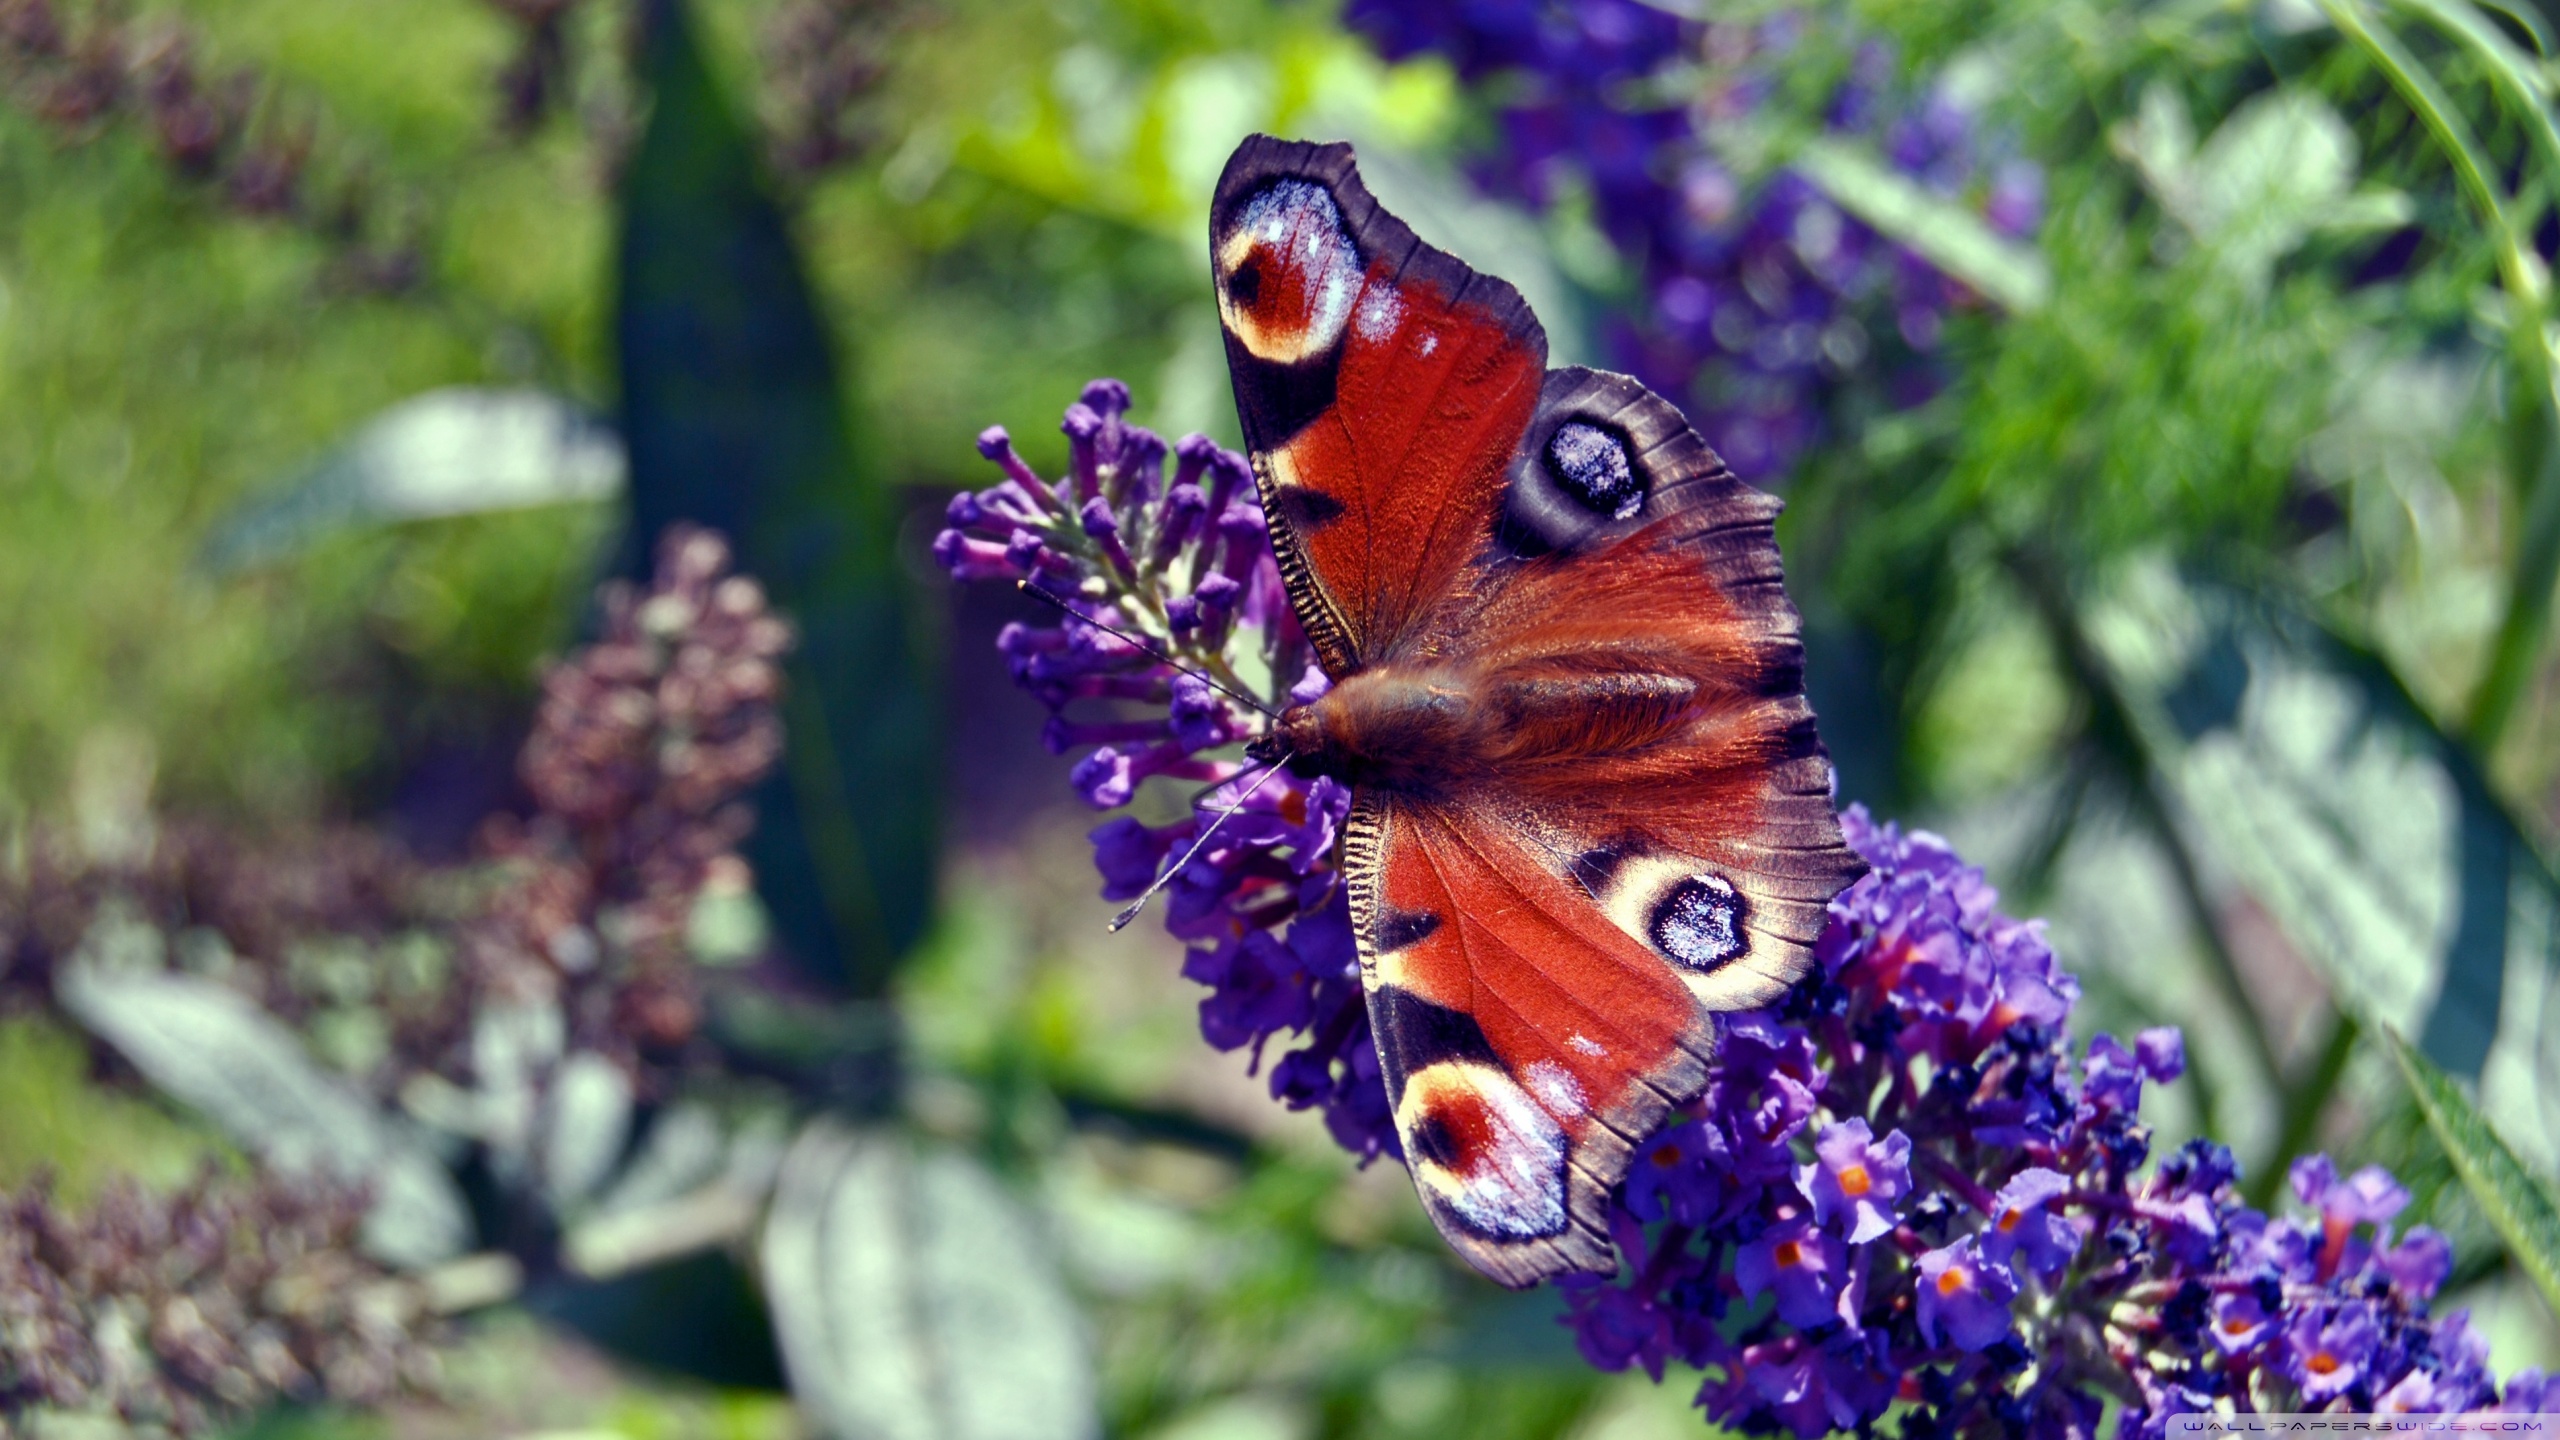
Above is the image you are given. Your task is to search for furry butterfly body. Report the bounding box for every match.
[1213,135,1863,1287]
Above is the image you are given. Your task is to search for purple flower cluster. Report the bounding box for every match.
[1343,1,2041,481]
[1560,809,2551,1436]
[933,380,1393,1160]
[939,380,2554,1433]
[473,525,794,1077]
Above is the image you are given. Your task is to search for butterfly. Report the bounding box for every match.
[1209,135,1865,1288]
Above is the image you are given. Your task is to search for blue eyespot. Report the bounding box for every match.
[1545,422,1641,521]
[1649,874,1744,971]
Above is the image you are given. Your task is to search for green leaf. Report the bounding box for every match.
[2385,1028,2560,1320]
[197,387,624,572]
[55,962,471,1269]
[2105,580,2556,1082]
[2116,85,2410,290]
[539,1050,635,1212]
[615,0,940,997]
[1784,135,2052,314]
[762,1121,1097,1440]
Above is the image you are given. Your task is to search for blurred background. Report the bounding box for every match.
[4,0,2560,1435]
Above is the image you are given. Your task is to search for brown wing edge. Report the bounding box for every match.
[1340,791,1722,1289]
[1211,133,1549,677]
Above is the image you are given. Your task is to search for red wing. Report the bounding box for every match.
[1211,135,1546,676]
[1343,369,1864,1288]
[1453,366,1861,965]
[1342,791,1714,1287]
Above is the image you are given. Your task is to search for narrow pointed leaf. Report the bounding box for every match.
[616,0,939,997]
[2385,1029,2560,1319]
[1786,136,2051,314]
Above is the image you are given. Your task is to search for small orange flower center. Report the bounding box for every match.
[1774,1239,1804,1267]
[1997,1208,2023,1233]
[1837,1164,1873,1197]
[2308,1352,2340,1376]
[2220,1319,2250,1337]
[1652,1144,1681,1167]
[1936,1266,1971,1297]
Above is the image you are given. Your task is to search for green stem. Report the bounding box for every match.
[2323,0,2560,757]
[2241,1007,2362,1210]
[2467,430,2560,751]
[2007,552,2289,1094]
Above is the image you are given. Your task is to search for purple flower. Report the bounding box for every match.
[1795,1118,1910,1242]
[1735,1216,1853,1329]
[2379,1368,2452,1413]
[2283,1305,2378,1402]
[2293,1156,2410,1280]
[2499,1369,2560,1412]
[2378,1226,2453,1299]
[2083,1033,2147,1113]
[1915,1236,2017,1351]
[2135,1026,2186,1083]
[2211,1290,2273,1353]
[1981,1167,2081,1279]
[1623,1121,1728,1226]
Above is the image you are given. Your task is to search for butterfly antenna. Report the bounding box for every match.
[1108,753,1295,932]
[1018,580,1282,721]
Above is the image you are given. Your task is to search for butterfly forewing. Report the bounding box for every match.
[1211,135,1547,674]
[1215,135,1863,1288]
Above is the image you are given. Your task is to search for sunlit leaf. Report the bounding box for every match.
[762,1121,1097,1440]
[2385,1029,2560,1320]
[198,388,623,572]
[2116,86,2409,289]
[540,1050,635,1211]
[2101,579,2559,1097]
[55,964,471,1268]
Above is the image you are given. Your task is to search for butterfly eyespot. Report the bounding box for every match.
[1409,1110,1462,1167]
[1544,422,1643,521]
[1397,1062,1570,1240]
[1218,179,1362,363]
[1227,256,1264,306]
[1648,873,1746,971]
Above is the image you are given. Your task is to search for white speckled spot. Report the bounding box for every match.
[1524,1059,1586,1119]
[1567,1032,1604,1057]
[1354,283,1402,344]
[1417,331,1439,357]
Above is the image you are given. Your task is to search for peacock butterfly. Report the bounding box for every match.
[1210,134,1865,1288]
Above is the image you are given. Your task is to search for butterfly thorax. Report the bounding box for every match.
[1256,662,1703,797]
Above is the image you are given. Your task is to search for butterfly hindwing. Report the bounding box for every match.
[1338,366,1860,1285]
[1464,365,1859,984]
[1211,135,1547,674]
